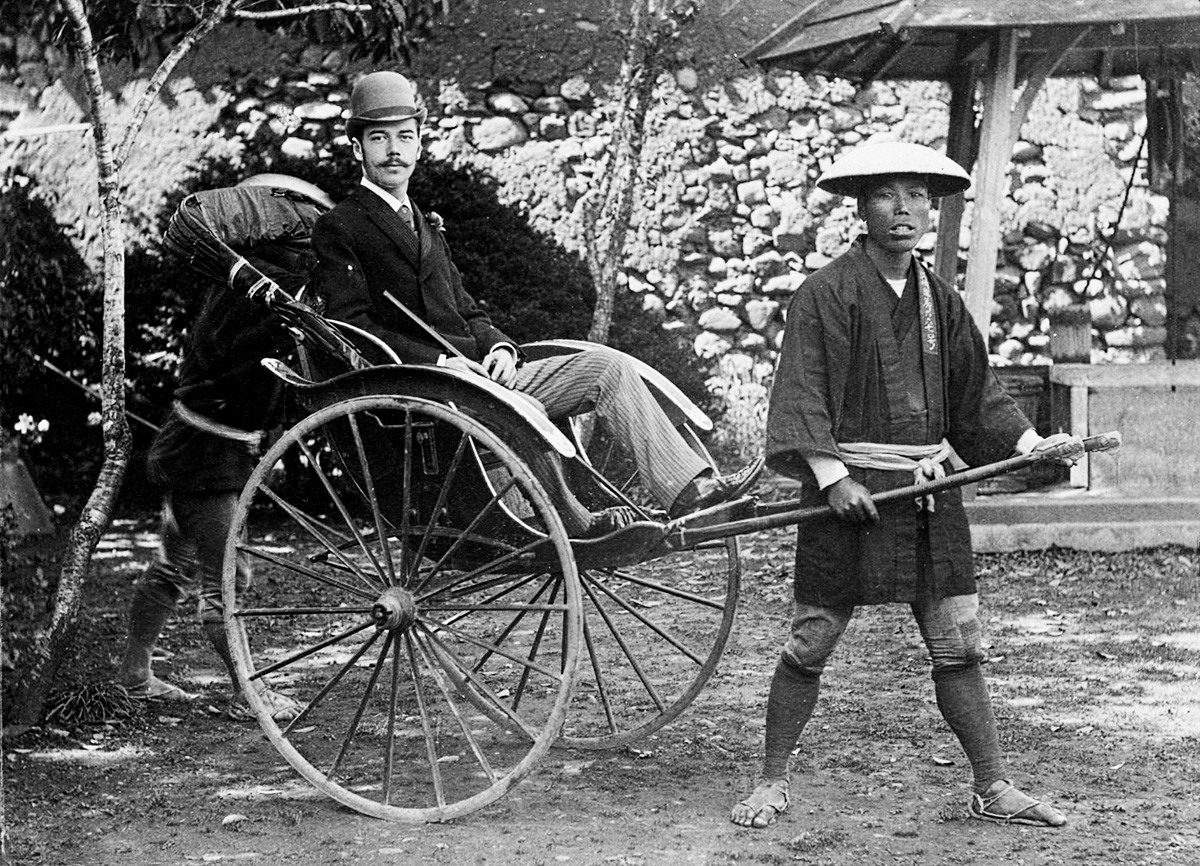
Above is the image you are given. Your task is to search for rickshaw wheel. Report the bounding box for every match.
[562,422,741,749]
[222,394,582,822]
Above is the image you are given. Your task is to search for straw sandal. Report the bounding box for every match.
[731,779,790,828]
[969,780,1066,827]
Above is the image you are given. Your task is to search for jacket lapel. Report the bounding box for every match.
[354,186,421,271]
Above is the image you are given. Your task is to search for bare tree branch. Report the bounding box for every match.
[232,2,371,20]
[115,0,237,166]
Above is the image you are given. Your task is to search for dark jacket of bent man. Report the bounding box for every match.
[310,186,510,365]
[765,239,1030,608]
[149,185,320,493]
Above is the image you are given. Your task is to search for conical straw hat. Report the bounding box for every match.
[817,142,971,198]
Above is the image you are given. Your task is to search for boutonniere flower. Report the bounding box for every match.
[426,211,446,233]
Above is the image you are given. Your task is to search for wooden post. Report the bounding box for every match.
[934,63,978,285]
[964,29,1018,340]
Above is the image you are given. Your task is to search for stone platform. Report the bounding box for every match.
[967,486,1200,552]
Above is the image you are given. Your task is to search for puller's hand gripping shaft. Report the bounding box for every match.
[671,432,1122,548]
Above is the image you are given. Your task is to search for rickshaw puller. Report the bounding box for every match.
[731,141,1082,830]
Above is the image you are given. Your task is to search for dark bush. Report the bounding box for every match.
[1,174,101,500]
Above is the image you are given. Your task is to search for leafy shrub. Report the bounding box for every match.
[1,174,101,499]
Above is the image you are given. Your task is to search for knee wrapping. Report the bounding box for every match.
[778,650,824,682]
[931,658,983,682]
[134,563,187,612]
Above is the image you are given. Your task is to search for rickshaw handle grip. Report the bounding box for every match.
[672,431,1121,546]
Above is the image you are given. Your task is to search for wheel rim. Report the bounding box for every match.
[222,395,582,821]
[563,423,740,748]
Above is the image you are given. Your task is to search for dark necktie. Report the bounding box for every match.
[399,204,415,232]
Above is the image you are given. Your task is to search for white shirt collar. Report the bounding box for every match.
[359,176,411,213]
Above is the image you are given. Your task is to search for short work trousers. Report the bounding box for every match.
[781,593,985,676]
[138,490,250,618]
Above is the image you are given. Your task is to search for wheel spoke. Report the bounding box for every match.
[383,633,401,803]
[448,573,555,666]
[246,618,376,682]
[253,486,382,595]
[579,610,618,735]
[511,574,563,711]
[410,631,498,781]
[415,537,551,604]
[420,616,565,684]
[592,565,727,610]
[402,631,446,808]
[419,625,540,742]
[329,631,394,780]
[397,410,416,583]
[412,474,526,592]
[238,543,377,603]
[580,575,666,712]
[409,433,471,574]
[294,434,392,591]
[235,605,375,617]
[281,628,383,736]
[346,410,399,587]
[584,571,705,665]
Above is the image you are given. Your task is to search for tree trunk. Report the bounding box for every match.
[9,0,131,729]
[583,0,692,345]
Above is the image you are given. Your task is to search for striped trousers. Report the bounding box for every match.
[513,347,709,508]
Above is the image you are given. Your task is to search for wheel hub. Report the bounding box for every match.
[371,586,418,632]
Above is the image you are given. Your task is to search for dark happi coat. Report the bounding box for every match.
[766,240,1030,606]
[311,186,511,364]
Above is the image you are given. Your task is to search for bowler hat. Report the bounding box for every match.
[345,71,427,137]
[817,142,971,199]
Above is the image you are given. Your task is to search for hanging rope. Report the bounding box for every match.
[1083,130,1148,288]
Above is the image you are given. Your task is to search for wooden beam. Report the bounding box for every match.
[934,61,978,284]
[964,28,1019,340]
[1009,26,1093,153]
[742,0,837,64]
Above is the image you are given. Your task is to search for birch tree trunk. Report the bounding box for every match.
[583,0,694,345]
[9,0,130,728]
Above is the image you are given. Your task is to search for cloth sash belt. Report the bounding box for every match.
[838,439,955,511]
[173,400,263,449]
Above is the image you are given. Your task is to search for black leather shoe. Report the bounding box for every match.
[669,457,764,519]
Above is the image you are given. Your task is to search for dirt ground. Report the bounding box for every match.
[4,516,1200,866]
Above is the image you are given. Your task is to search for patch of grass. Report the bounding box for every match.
[785,827,850,854]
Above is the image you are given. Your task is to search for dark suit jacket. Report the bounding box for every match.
[312,185,511,364]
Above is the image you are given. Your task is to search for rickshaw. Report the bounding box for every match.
[166,177,1117,823]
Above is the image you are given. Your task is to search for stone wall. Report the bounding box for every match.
[3,18,1170,388]
[226,55,1165,378]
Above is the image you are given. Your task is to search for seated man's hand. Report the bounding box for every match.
[481,345,518,388]
[442,356,490,379]
[1032,432,1085,465]
[826,477,878,524]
